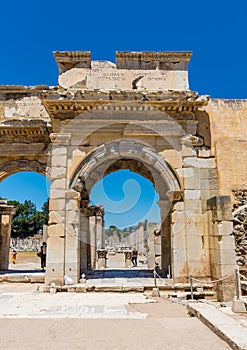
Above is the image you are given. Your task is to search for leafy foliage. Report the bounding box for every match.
[3,198,49,237]
[105,225,132,239]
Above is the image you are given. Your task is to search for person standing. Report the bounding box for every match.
[39,242,47,271]
[131,247,138,267]
[11,249,17,264]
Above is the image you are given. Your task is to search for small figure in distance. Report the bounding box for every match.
[11,249,17,264]
[38,242,47,271]
[131,247,138,267]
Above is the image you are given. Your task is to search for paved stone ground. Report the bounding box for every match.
[0,284,231,350]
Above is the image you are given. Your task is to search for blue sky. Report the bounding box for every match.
[0,0,246,227]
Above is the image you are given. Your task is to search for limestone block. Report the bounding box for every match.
[183,157,216,168]
[50,188,66,200]
[45,265,64,286]
[217,221,233,237]
[201,190,218,200]
[207,196,232,222]
[67,210,80,225]
[184,190,201,200]
[52,155,67,167]
[4,96,49,119]
[183,168,200,189]
[232,298,247,313]
[50,166,67,180]
[58,59,190,91]
[217,249,237,265]
[159,149,182,169]
[52,178,67,190]
[65,223,80,241]
[48,223,65,237]
[47,237,65,262]
[182,144,197,157]
[49,199,66,211]
[186,235,203,251]
[65,199,80,211]
[49,211,65,225]
[185,222,199,236]
[173,202,185,211]
[200,168,217,179]
[66,232,80,252]
[198,148,211,158]
[200,178,218,190]
[52,146,68,157]
[184,200,202,214]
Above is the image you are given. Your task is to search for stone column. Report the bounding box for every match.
[96,215,104,249]
[45,133,71,286]
[80,213,89,273]
[89,216,96,269]
[86,205,104,270]
[207,196,237,301]
[171,201,187,282]
[147,222,156,269]
[0,201,16,271]
[159,199,172,275]
[65,189,81,283]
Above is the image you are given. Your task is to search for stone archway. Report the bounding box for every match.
[0,160,47,182]
[69,139,183,276]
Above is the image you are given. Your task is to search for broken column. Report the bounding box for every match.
[207,196,237,301]
[0,200,16,271]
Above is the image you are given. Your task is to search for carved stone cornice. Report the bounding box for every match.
[0,126,48,137]
[53,51,91,72]
[0,120,51,142]
[43,94,209,120]
[85,205,104,217]
[116,51,192,63]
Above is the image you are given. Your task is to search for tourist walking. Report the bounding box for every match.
[11,249,17,264]
[131,247,138,267]
[38,242,47,271]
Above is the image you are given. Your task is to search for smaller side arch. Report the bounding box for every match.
[0,160,49,182]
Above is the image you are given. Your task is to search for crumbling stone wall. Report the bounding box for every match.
[10,236,42,251]
[232,190,247,271]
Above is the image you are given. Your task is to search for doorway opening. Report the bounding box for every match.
[90,169,161,270]
[0,172,50,272]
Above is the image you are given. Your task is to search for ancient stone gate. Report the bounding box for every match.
[1,50,246,300]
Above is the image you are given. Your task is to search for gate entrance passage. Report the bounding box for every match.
[0,50,242,301]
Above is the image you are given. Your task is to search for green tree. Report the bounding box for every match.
[7,198,49,237]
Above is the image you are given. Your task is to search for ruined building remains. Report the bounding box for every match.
[0,51,247,300]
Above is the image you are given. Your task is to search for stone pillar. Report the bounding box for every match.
[124,250,132,268]
[207,196,237,301]
[65,189,81,283]
[89,216,96,269]
[147,222,156,269]
[97,249,107,269]
[80,214,89,273]
[86,205,104,270]
[171,201,187,282]
[45,133,71,286]
[96,214,104,249]
[159,200,172,275]
[0,201,16,271]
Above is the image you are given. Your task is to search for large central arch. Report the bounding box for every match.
[70,139,182,201]
[69,139,183,276]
